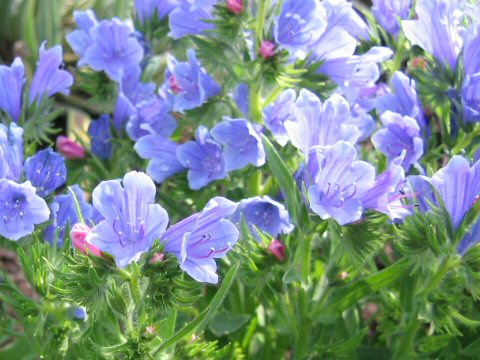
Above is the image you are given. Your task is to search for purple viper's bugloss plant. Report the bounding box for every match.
[371,111,424,171]
[176,126,227,190]
[161,196,239,283]
[211,117,265,171]
[372,0,412,36]
[88,115,113,160]
[24,148,67,198]
[0,123,23,181]
[168,0,218,39]
[263,89,296,147]
[0,58,24,122]
[0,179,50,241]
[307,141,375,225]
[90,171,169,268]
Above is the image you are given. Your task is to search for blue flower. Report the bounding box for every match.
[463,26,480,77]
[462,73,480,123]
[233,83,249,117]
[232,196,294,240]
[372,0,412,36]
[29,43,74,104]
[166,49,221,112]
[88,115,113,159]
[458,218,480,255]
[176,126,227,190]
[66,10,98,67]
[161,196,238,283]
[0,58,25,122]
[285,90,361,155]
[263,89,296,147]
[44,185,94,246]
[90,171,169,267]
[402,0,464,69]
[307,141,376,225]
[168,0,218,39]
[274,0,326,59]
[0,179,50,241]
[211,117,265,171]
[322,0,372,41]
[0,123,24,181]
[82,18,144,81]
[371,111,424,171]
[135,0,178,23]
[24,148,67,197]
[134,134,185,183]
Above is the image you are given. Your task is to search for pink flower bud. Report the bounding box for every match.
[259,41,276,59]
[56,136,86,159]
[71,223,101,257]
[149,252,165,264]
[226,0,243,15]
[268,239,286,262]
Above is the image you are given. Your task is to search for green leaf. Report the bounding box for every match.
[462,338,480,357]
[23,0,38,63]
[208,312,250,337]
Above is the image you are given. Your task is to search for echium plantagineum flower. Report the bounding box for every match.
[176,126,227,190]
[402,0,464,70]
[462,74,480,123]
[168,0,218,39]
[29,42,74,104]
[372,0,412,36]
[88,115,113,160]
[164,49,221,112]
[161,197,239,283]
[371,111,424,172]
[66,10,98,67]
[307,141,376,225]
[90,171,169,267]
[458,218,480,255]
[44,185,93,246]
[0,58,24,122]
[274,0,327,59]
[0,123,23,181]
[231,196,294,240]
[134,0,178,23]
[24,148,67,198]
[263,89,296,147]
[134,134,185,183]
[211,117,265,172]
[284,90,361,156]
[0,179,50,241]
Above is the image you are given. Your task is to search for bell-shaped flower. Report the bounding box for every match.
[211,117,265,171]
[372,0,412,36]
[0,179,50,241]
[168,0,217,39]
[372,111,424,171]
[458,218,480,255]
[66,10,98,67]
[88,115,113,159]
[0,123,24,181]
[307,141,376,225]
[90,171,169,267]
[24,148,67,197]
[161,196,239,283]
[134,0,177,23]
[462,73,480,123]
[263,89,296,146]
[176,126,227,190]
[0,58,25,122]
[463,26,480,77]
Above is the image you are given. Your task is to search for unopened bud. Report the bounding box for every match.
[226,0,243,15]
[149,252,166,264]
[56,135,86,160]
[71,223,101,257]
[411,57,427,70]
[268,239,286,261]
[259,41,276,59]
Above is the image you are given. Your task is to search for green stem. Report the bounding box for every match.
[249,81,263,123]
[295,287,310,359]
[263,85,284,107]
[421,256,456,298]
[116,268,142,305]
[255,0,268,46]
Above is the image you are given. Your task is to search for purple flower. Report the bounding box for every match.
[176,126,227,190]
[0,58,25,122]
[66,10,98,67]
[376,71,427,131]
[371,111,424,171]
[462,73,480,123]
[285,90,361,155]
[233,83,249,117]
[232,196,294,240]
[307,141,376,225]
[321,0,371,41]
[372,0,412,35]
[211,117,265,171]
[263,89,296,146]
[44,185,94,246]
[29,43,73,104]
[407,175,436,213]
[458,218,480,255]
[0,123,23,181]
[274,0,326,59]
[24,148,67,197]
[0,179,50,241]
[88,115,113,160]
[135,0,178,23]
[90,171,169,267]
[82,18,144,81]
[134,135,185,183]
[168,0,218,39]
[402,0,464,69]
[463,26,480,76]
[161,196,238,283]
[165,49,221,112]
[113,91,136,131]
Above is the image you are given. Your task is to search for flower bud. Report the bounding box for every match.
[226,0,243,15]
[259,41,276,59]
[268,239,286,261]
[56,135,86,159]
[71,223,101,257]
